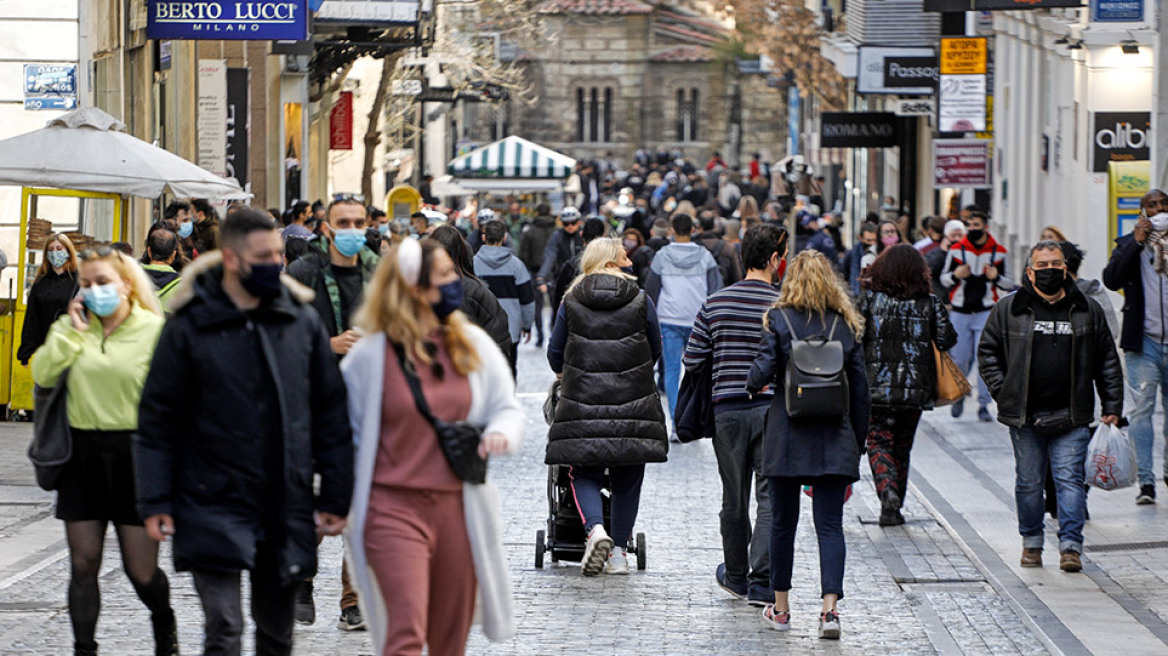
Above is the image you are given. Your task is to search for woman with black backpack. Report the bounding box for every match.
[859,245,957,526]
[747,250,870,640]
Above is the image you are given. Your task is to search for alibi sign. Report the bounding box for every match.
[147,1,309,40]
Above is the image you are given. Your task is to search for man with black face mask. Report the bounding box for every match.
[135,207,353,655]
[978,240,1122,573]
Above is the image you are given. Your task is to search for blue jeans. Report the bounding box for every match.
[1009,425,1091,553]
[1125,336,1168,486]
[950,310,992,408]
[661,323,692,421]
[767,476,847,599]
[569,465,645,547]
[713,405,771,592]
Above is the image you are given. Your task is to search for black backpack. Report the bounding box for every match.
[777,310,849,419]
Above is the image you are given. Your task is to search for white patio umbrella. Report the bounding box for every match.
[0,107,248,200]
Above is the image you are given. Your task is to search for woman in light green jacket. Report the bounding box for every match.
[32,247,175,656]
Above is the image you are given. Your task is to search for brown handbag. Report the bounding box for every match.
[933,344,971,406]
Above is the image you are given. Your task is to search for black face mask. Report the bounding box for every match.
[967,228,985,243]
[1032,268,1066,296]
[241,262,284,299]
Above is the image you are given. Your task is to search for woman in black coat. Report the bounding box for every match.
[546,238,667,577]
[18,233,79,365]
[429,225,514,361]
[747,250,869,639]
[858,245,957,526]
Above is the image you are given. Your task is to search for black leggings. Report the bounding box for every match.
[65,520,174,652]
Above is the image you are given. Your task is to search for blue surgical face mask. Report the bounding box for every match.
[332,228,366,257]
[82,283,123,318]
[47,250,68,269]
[178,221,193,239]
[431,280,463,319]
[378,223,390,236]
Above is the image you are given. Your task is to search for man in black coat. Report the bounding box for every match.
[979,240,1122,573]
[135,208,353,656]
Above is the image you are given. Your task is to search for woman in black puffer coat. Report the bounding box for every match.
[547,238,667,577]
[858,245,957,526]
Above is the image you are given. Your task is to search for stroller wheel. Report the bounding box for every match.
[636,533,647,570]
[535,530,546,569]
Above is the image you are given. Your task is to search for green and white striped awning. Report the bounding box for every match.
[448,135,575,179]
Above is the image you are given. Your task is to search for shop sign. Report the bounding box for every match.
[924,0,1082,10]
[939,38,987,76]
[1092,111,1150,172]
[934,140,991,188]
[895,98,935,116]
[197,60,228,177]
[147,1,309,40]
[857,47,936,96]
[1092,0,1144,22]
[315,0,420,24]
[23,64,78,111]
[1108,160,1149,243]
[226,68,249,187]
[329,91,354,150]
[939,75,986,132]
[820,112,899,148]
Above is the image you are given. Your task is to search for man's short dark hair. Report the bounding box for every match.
[292,201,311,220]
[164,200,191,220]
[111,242,133,256]
[147,229,178,262]
[536,203,551,216]
[671,213,694,236]
[1028,239,1065,265]
[484,220,508,245]
[859,222,878,236]
[1059,241,1085,275]
[741,224,787,272]
[927,215,948,234]
[697,210,716,232]
[582,217,607,243]
[190,198,215,220]
[370,208,387,222]
[325,198,365,222]
[221,206,278,249]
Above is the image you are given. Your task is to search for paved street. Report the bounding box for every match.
[1,336,1167,655]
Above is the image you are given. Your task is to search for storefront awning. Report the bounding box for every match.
[448,135,575,179]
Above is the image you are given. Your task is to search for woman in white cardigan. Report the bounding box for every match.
[342,238,524,656]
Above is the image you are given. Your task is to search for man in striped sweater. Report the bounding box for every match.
[683,223,788,607]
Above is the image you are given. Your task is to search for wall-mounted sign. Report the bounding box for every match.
[329,91,354,150]
[939,76,986,132]
[940,38,987,76]
[857,47,937,96]
[1092,111,1150,172]
[925,0,1083,11]
[226,68,250,188]
[1092,0,1144,22]
[934,140,991,188]
[820,112,899,148]
[147,1,309,41]
[1108,160,1149,244]
[24,65,78,111]
[197,60,228,177]
[895,98,936,116]
[315,0,420,24]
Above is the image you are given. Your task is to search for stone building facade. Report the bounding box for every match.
[477,0,788,167]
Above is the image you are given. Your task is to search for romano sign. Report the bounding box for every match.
[146,1,309,40]
[857,47,937,96]
[820,112,899,148]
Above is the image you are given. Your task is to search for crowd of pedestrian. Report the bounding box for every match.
[19,152,1167,654]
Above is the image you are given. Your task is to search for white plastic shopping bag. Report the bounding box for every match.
[1085,423,1138,490]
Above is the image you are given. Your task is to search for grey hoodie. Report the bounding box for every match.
[645,241,722,327]
[1077,278,1120,343]
[474,245,535,343]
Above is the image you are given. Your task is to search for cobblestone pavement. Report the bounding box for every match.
[0,339,1054,655]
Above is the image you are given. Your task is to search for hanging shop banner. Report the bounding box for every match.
[330,91,354,150]
[820,112,899,148]
[197,60,228,177]
[315,0,421,24]
[1092,0,1144,22]
[1108,160,1149,243]
[147,1,309,40]
[938,75,986,132]
[934,140,991,188]
[940,38,987,76]
[895,98,936,117]
[226,68,250,188]
[1092,111,1150,172]
[857,47,937,96]
[924,0,1082,10]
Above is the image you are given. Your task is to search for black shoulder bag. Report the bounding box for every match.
[392,343,488,484]
[28,368,72,491]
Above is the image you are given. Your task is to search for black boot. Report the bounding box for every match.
[878,488,902,527]
[75,641,98,656]
[152,610,179,656]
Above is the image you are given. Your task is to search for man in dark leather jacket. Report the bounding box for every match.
[978,241,1123,573]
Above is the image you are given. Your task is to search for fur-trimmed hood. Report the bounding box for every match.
[166,251,314,314]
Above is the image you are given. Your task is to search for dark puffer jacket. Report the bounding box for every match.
[978,281,1124,429]
[460,275,513,360]
[546,274,668,466]
[859,291,957,409]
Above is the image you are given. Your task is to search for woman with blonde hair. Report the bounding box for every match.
[546,238,667,576]
[32,247,173,656]
[19,233,79,366]
[747,250,870,640]
[1040,225,1067,242]
[342,237,523,655]
[736,195,760,223]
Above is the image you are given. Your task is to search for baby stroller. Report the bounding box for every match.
[534,464,646,570]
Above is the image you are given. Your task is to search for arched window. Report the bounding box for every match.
[576,85,615,143]
[677,88,699,142]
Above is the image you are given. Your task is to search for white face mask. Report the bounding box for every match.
[1150,212,1168,232]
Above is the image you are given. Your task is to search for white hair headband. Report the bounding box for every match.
[398,237,422,286]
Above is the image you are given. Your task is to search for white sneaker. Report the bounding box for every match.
[606,548,629,575]
[581,525,613,576]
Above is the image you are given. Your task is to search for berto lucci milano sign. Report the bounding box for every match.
[147,1,309,40]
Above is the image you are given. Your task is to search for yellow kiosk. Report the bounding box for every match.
[386,185,422,220]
